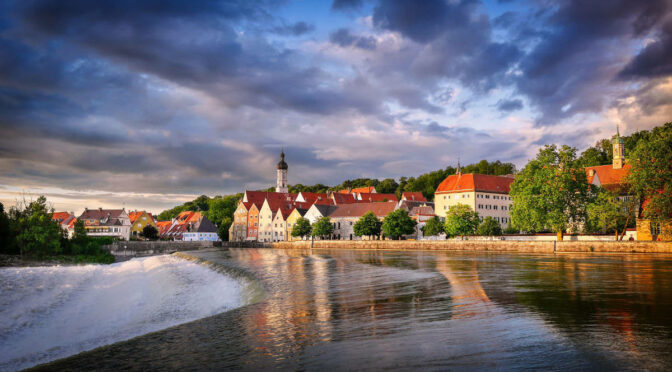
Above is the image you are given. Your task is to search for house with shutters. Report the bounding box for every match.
[78,208,132,240]
[128,210,157,239]
[286,207,309,241]
[329,202,397,240]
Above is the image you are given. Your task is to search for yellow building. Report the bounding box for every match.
[128,210,157,239]
[286,207,309,241]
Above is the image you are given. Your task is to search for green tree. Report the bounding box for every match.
[217,217,232,241]
[382,209,417,240]
[377,178,399,194]
[353,211,382,239]
[503,224,519,234]
[586,189,635,239]
[292,217,312,239]
[207,195,241,227]
[14,196,64,257]
[510,144,591,240]
[421,216,444,237]
[312,217,333,239]
[141,224,159,240]
[577,139,611,167]
[444,204,480,239]
[626,122,672,224]
[476,216,503,236]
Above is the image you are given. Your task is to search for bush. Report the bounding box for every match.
[476,217,503,236]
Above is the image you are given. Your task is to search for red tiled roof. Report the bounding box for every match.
[51,212,72,222]
[128,211,152,224]
[402,192,427,202]
[175,211,201,224]
[436,174,513,194]
[358,192,398,202]
[298,192,334,205]
[585,164,631,191]
[244,190,297,208]
[351,186,376,194]
[79,208,126,220]
[332,192,360,204]
[329,202,396,218]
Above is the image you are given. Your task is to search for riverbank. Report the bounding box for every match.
[272,239,672,253]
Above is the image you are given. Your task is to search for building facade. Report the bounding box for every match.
[128,210,157,239]
[78,208,132,240]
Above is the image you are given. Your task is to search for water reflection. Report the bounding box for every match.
[40,249,672,371]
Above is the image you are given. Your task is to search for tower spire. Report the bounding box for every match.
[456,158,461,175]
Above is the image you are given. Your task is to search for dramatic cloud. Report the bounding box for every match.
[0,0,671,213]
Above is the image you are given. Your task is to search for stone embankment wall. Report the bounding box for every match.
[103,241,269,261]
[271,240,672,254]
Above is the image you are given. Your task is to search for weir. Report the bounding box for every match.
[102,241,269,261]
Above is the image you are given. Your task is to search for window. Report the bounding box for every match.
[651,222,662,236]
[486,195,490,199]
[494,206,498,210]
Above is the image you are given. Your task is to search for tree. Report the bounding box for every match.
[626,122,672,224]
[14,196,64,257]
[509,144,591,240]
[586,189,634,239]
[292,217,312,239]
[577,139,611,167]
[353,211,382,239]
[217,217,232,241]
[141,224,159,240]
[444,204,480,239]
[377,178,399,194]
[312,217,333,239]
[503,224,519,234]
[382,209,417,240]
[476,217,503,236]
[421,216,444,237]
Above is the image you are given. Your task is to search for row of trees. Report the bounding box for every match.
[422,205,516,239]
[0,197,114,262]
[509,122,672,239]
[291,209,418,240]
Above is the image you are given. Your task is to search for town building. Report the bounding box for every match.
[401,192,427,202]
[286,207,309,241]
[182,215,219,241]
[78,208,132,240]
[356,192,398,202]
[329,202,397,240]
[434,171,514,228]
[128,210,157,239]
[52,211,77,238]
[305,204,338,224]
[230,202,251,242]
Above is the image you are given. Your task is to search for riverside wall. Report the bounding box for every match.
[271,240,672,254]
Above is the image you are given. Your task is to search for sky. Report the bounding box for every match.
[1,0,671,215]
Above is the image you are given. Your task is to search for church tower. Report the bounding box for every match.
[612,126,625,169]
[276,150,288,193]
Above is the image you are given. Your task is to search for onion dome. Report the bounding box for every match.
[277,151,288,170]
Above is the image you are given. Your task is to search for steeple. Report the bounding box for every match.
[612,125,625,169]
[276,149,288,193]
[456,158,461,175]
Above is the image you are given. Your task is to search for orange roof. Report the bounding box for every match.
[329,202,396,218]
[128,211,152,224]
[436,173,514,194]
[351,186,376,194]
[156,221,172,234]
[402,192,427,202]
[585,164,631,191]
[52,212,72,222]
[175,211,201,224]
[358,192,398,202]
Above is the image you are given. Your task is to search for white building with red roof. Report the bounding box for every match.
[434,171,514,228]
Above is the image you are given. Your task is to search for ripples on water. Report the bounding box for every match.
[0,255,244,371]
[23,249,672,371]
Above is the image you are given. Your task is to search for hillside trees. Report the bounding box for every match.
[509,145,591,240]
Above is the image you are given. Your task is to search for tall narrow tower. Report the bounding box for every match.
[276,150,288,193]
[612,126,625,169]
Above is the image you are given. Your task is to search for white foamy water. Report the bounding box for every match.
[0,254,243,371]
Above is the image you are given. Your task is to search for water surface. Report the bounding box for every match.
[39,248,672,371]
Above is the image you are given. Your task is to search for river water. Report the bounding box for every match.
[25,249,672,370]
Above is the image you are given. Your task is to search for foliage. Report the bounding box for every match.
[377,178,399,194]
[353,212,382,238]
[311,217,333,239]
[382,209,417,240]
[289,184,330,194]
[503,224,519,234]
[141,224,159,240]
[509,145,591,234]
[421,216,444,237]
[586,189,635,236]
[476,216,503,236]
[157,193,242,224]
[218,217,232,241]
[576,139,612,167]
[292,217,312,238]
[626,122,672,223]
[12,196,64,257]
[444,204,480,238]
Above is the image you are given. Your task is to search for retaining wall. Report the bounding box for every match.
[271,240,672,254]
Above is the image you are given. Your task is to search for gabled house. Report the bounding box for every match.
[183,215,220,242]
[128,210,157,239]
[402,192,427,202]
[296,192,333,205]
[286,208,309,241]
[78,208,132,240]
[329,202,397,240]
[230,202,251,242]
[305,204,338,224]
[247,204,260,241]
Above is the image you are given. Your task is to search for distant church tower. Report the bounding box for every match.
[276,150,288,193]
[612,126,625,169]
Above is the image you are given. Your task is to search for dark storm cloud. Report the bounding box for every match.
[496,99,523,112]
[619,19,672,79]
[272,21,315,36]
[331,0,363,11]
[329,28,377,50]
[514,0,670,124]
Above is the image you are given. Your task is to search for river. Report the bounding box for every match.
[11,248,672,370]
